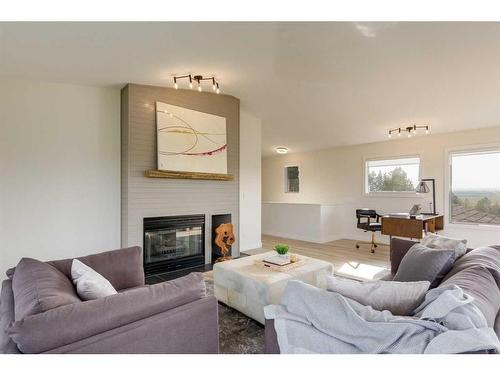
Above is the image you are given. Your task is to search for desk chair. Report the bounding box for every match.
[355,209,382,253]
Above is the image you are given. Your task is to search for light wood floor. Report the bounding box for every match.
[243,235,391,279]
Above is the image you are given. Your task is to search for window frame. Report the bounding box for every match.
[284,165,300,194]
[363,154,422,197]
[445,143,500,229]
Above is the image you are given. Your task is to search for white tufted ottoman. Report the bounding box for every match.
[213,251,333,324]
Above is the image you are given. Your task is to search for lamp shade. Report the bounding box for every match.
[416,181,430,193]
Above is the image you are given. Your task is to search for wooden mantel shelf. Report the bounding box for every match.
[145,169,234,181]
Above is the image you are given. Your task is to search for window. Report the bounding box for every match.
[285,166,299,193]
[449,149,500,226]
[365,157,420,194]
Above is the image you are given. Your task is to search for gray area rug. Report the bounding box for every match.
[204,273,265,354]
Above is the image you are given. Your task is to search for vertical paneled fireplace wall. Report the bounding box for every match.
[121,84,240,263]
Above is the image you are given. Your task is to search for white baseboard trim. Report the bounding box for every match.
[263,231,390,246]
[319,234,345,243]
[263,231,344,244]
[262,231,322,244]
[240,242,263,251]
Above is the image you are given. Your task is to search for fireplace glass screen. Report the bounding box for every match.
[144,226,203,264]
[143,215,205,275]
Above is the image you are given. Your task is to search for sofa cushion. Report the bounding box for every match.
[443,246,500,282]
[0,280,20,354]
[48,246,144,291]
[12,258,81,321]
[421,233,467,260]
[7,272,206,353]
[440,266,500,328]
[71,259,117,300]
[326,275,430,315]
[393,244,455,287]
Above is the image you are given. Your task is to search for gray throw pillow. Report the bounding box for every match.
[12,258,81,321]
[421,234,467,260]
[393,244,455,287]
[327,275,430,316]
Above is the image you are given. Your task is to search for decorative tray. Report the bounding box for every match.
[253,255,307,272]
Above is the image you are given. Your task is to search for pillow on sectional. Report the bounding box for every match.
[390,238,419,275]
[393,244,455,287]
[421,234,467,259]
[12,258,81,321]
[71,259,117,301]
[326,275,430,316]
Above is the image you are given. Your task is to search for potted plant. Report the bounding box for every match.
[274,243,290,259]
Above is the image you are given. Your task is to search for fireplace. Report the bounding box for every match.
[143,215,205,276]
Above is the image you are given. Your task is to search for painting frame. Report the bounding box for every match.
[149,101,232,180]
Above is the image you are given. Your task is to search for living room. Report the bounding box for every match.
[1,1,500,373]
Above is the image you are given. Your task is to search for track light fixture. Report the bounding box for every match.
[172,74,221,94]
[388,124,430,139]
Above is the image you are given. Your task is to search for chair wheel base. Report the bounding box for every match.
[355,244,360,248]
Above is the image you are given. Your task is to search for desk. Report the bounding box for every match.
[381,214,444,240]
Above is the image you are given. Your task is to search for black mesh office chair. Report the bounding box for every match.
[355,209,382,253]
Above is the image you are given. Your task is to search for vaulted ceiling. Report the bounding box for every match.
[1,22,499,155]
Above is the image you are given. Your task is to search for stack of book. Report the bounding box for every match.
[263,255,291,266]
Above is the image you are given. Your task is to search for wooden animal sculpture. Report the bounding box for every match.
[214,223,235,262]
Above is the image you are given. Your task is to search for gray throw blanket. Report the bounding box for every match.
[264,281,500,354]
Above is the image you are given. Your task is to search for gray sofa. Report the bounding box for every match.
[265,238,500,353]
[0,246,219,354]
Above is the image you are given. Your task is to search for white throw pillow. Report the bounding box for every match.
[421,233,467,259]
[326,275,430,316]
[71,259,117,300]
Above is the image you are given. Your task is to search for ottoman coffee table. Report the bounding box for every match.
[213,251,333,324]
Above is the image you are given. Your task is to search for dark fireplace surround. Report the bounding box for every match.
[143,215,205,276]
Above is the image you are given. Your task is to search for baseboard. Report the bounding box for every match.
[262,231,323,244]
[240,242,263,251]
[263,231,344,244]
[319,234,345,243]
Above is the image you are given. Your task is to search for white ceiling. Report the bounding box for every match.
[1,22,499,155]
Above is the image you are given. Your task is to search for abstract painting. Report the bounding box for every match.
[155,101,227,174]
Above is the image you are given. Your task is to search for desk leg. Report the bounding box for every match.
[428,219,436,233]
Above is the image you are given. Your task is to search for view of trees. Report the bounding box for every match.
[367,166,416,192]
[451,192,500,216]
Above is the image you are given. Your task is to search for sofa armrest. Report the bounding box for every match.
[48,246,145,291]
[8,272,206,353]
[390,238,419,275]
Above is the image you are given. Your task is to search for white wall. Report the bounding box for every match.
[262,126,500,248]
[0,80,121,277]
[239,108,262,250]
[262,202,343,243]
